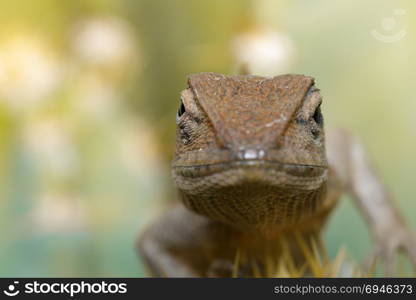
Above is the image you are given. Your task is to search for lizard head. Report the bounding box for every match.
[173,72,328,230]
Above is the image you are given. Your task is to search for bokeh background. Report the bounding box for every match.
[0,0,415,277]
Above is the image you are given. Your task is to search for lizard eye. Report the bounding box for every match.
[177,99,186,118]
[312,104,323,126]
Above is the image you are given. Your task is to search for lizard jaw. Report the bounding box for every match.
[175,164,328,229]
[172,147,328,229]
[173,159,328,229]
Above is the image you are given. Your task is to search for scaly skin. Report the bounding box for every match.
[138,73,416,277]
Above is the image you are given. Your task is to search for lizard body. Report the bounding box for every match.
[138,73,416,277]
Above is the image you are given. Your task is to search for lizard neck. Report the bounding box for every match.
[205,208,333,276]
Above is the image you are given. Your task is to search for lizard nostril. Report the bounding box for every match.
[236,148,266,160]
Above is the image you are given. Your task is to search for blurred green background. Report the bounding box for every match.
[0,0,415,277]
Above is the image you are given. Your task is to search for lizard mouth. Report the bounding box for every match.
[173,160,326,178]
[172,148,327,179]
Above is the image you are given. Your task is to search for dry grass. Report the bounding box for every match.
[232,234,377,278]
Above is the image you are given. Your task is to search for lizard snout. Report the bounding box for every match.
[235,148,267,161]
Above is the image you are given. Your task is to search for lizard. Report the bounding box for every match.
[138,72,416,277]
